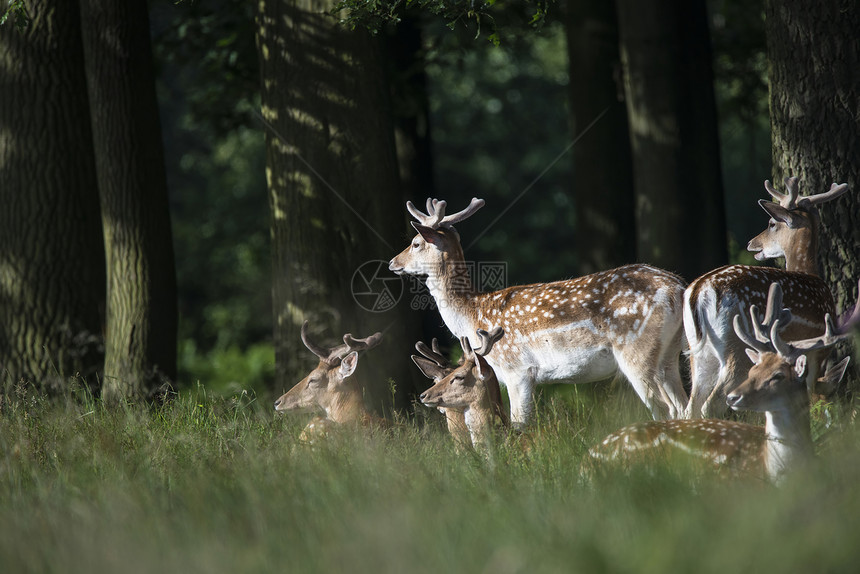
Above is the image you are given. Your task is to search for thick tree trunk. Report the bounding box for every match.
[256,0,421,409]
[765,0,860,317]
[79,0,178,401]
[766,0,860,388]
[616,0,728,281]
[565,0,636,275]
[0,0,105,391]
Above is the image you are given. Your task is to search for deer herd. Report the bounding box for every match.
[275,177,858,483]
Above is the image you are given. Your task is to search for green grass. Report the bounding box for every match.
[3,382,860,574]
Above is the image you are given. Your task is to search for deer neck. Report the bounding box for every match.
[783,219,819,275]
[763,406,813,482]
[464,392,494,450]
[324,382,369,424]
[425,251,479,337]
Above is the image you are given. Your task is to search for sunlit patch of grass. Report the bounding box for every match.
[2,381,860,573]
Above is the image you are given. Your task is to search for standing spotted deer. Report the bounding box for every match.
[274,321,385,442]
[589,283,856,484]
[389,197,689,426]
[684,177,850,418]
[418,328,509,451]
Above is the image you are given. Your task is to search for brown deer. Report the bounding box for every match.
[684,177,850,418]
[589,283,856,484]
[390,197,689,426]
[411,338,470,448]
[418,327,510,451]
[274,321,384,443]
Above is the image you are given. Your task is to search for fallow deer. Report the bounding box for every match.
[274,321,384,443]
[411,338,472,449]
[390,197,689,426]
[684,177,850,418]
[418,327,509,451]
[589,283,856,484]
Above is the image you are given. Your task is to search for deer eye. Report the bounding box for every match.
[412,241,421,249]
[769,220,777,230]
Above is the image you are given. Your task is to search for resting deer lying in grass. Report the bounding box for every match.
[418,328,510,451]
[684,177,850,418]
[411,338,471,448]
[390,197,689,426]
[590,283,856,484]
[274,321,385,443]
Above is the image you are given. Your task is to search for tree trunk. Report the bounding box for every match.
[78,0,178,401]
[255,0,421,409]
[0,0,105,391]
[616,0,728,281]
[565,0,636,275]
[765,0,860,317]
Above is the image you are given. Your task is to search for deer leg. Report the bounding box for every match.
[507,368,537,430]
[685,350,721,418]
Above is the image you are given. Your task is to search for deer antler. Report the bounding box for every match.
[406,197,485,230]
[736,280,859,362]
[797,182,849,209]
[733,283,792,354]
[301,320,338,364]
[343,331,383,353]
[474,327,504,356]
[764,177,801,210]
[414,338,453,368]
[764,177,849,211]
[301,321,382,365]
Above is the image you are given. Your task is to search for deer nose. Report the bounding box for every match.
[419,391,427,401]
[726,393,741,409]
[274,398,281,409]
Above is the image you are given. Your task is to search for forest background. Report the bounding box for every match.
[0,0,857,406]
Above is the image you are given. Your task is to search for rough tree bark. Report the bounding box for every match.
[0,0,105,391]
[616,0,728,281]
[565,0,636,275]
[79,0,178,401]
[765,0,859,318]
[256,0,421,408]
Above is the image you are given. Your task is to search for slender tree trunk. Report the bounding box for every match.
[565,0,636,275]
[78,0,178,401]
[256,0,421,409]
[616,0,727,281]
[765,0,860,317]
[0,0,105,391]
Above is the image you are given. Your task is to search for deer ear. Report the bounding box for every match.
[793,354,808,379]
[411,355,448,381]
[816,356,850,397]
[745,348,761,364]
[339,351,359,379]
[758,200,804,228]
[474,354,491,380]
[411,222,445,247]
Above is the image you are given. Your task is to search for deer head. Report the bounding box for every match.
[729,281,859,413]
[388,197,484,279]
[419,327,504,416]
[747,177,849,272]
[274,321,382,422]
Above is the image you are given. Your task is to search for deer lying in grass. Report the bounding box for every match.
[684,177,850,418]
[411,338,471,448]
[274,321,385,443]
[589,283,856,484]
[390,197,689,426]
[418,328,510,451]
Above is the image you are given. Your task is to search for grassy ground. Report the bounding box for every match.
[2,381,860,574]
